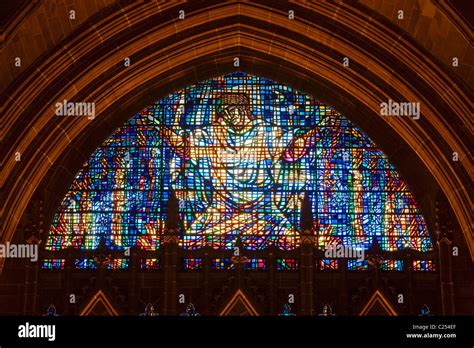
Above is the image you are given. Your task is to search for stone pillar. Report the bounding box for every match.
[64,247,74,315]
[22,257,38,315]
[267,247,276,315]
[300,193,314,315]
[163,232,178,315]
[22,196,43,314]
[202,248,210,315]
[435,199,456,315]
[300,232,314,315]
[405,251,415,314]
[163,191,179,315]
[234,236,246,290]
[338,258,348,314]
[437,226,455,315]
[128,247,138,314]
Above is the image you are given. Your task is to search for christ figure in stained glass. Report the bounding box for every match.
[148,93,321,249]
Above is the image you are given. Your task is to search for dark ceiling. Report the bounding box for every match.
[1,0,472,33]
[0,0,28,31]
[447,0,474,25]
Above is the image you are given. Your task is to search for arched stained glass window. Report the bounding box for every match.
[46,73,432,259]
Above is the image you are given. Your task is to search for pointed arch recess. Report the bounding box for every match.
[1,1,472,274]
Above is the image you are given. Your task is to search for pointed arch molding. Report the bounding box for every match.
[359,290,398,316]
[79,290,119,316]
[1,1,472,270]
[219,290,259,316]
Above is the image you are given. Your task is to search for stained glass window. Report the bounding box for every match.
[183,258,202,270]
[412,260,436,272]
[276,258,299,270]
[319,259,339,270]
[106,259,129,270]
[41,259,65,270]
[72,258,129,270]
[380,260,403,271]
[244,258,267,270]
[139,258,161,270]
[74,259,97,270]
[46,72,432,269]
[347,260,369,271]
[212,258,235,270]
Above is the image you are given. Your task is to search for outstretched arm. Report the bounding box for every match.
[147,114,190,159]
[282,116,331,162]
[283,127,320,162]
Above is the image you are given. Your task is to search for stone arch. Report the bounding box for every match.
[1,1,472,274]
